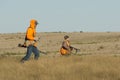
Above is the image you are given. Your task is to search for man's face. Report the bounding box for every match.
[66,38,70,41]
[35,21,38,25]
[34,22,38,29]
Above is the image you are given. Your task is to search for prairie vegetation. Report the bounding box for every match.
[0,32,120,80]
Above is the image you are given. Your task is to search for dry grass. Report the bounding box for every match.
[0,55,120,80]
[0,32,120,80]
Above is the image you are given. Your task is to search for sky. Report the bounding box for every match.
[0,0,120,33]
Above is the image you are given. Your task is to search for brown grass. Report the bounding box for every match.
[0,32,120,80]
[0,55,120,80]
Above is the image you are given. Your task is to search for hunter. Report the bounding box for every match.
[60,35,80,55]
[21,19,40,63]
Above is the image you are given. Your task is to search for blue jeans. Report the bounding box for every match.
[22,45,40,61]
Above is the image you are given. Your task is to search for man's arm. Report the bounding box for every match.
[62,41,71,51]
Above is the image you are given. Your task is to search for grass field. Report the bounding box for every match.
[0,55,120,80]
[0,32,120,80]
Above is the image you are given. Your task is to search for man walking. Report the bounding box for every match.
[21,19,40,63]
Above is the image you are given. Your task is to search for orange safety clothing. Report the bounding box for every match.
[60,48,69,55]
[26,19,38,40]
[25,19,38,47]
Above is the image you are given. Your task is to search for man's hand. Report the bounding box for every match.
[34,37,38,41]
[34,37,40,41]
